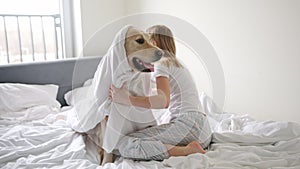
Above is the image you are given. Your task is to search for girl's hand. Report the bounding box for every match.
[109,83,131,105]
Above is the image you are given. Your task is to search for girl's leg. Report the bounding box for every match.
[117,112,212,160]
[117,122,178,160]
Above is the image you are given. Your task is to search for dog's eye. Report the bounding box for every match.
[135,38,144,44]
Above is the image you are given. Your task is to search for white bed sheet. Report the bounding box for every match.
[1,106,300,169]
[164,112,300,169]
[0,107,168,169]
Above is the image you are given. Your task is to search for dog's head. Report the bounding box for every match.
[125,27,164,72]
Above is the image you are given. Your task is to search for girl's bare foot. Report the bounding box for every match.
[55,115,66,121]
[185,141,206,155]
[165,141,206,157]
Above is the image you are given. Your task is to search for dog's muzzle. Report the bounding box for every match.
[132,49,164,72]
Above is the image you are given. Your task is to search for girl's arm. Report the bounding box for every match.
[130,76,170,109]
[110,76,170,109]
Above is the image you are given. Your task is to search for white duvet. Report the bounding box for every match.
[1,98,300,169]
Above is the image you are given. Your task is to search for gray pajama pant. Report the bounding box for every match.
[117,111,212,161]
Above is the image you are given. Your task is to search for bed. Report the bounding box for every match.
[0,57,300,169]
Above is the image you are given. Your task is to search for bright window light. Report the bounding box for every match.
[0,0,64,64]
[0,0,60,15]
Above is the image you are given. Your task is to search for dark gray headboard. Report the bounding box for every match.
[0,57,101,106]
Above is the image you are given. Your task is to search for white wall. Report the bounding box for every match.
[79,0,126,56]
[75,0,300,123]
[124,0,300,123]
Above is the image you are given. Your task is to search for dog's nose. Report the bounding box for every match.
[155,50,164,58]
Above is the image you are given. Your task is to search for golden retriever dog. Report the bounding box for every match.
[125,27,164,72]
[93,27,163,165]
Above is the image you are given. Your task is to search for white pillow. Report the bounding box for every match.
[64,79,93,106]
[199,92,220,115]
[0,83,61,113]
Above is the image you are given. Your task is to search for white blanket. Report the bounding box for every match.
[161,94,300,169]
[163,116,300,169]
[1,102,300,168]
[68,25,157,153]
[0,107,166,169]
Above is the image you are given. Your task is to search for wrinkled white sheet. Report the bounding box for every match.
[163,112,300,169]
[0,107,167,169]
[1,103,300,169]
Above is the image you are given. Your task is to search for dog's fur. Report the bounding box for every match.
[93,27,163,165]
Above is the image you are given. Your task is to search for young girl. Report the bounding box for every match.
[109,25,212,160]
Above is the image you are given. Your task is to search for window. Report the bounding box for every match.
[0,0,69,64]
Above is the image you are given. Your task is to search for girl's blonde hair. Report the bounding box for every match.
[147,25,183,68]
